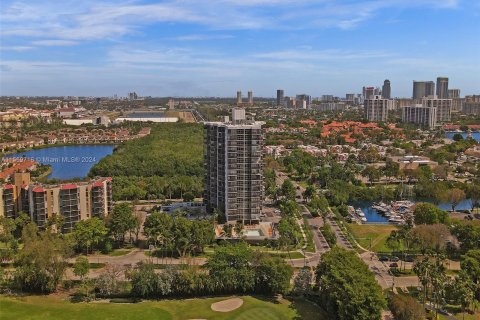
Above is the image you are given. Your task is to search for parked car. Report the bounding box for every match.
[390,256,400,262]
[379,256,389,262]
[404,255,415,262]
[389,263,399,268]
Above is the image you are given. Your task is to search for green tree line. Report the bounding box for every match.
[89,123,204,201]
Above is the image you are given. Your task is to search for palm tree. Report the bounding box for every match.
[450,271,475,320]
[223,224,233,238]
[430,256,448,319]
[413,257,432,307]
[234,222,243,237]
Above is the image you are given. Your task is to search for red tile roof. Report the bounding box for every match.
[61,184,77,190]
[0,160,37,180]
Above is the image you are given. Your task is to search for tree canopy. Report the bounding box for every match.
[89,124,204,201]
[315,247,386,320]
[413,203,448,225]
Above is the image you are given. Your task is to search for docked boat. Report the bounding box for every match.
[356,208,366,217]
[372,202,389,213]
[388,215,405,225]
[355,208,367,223]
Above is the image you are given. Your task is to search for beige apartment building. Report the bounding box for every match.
[364,95,394,122]
[401,104,437,129]
[422,97,452,122]
[0,172,112,232]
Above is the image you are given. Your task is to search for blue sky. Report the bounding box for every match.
[1,0,479,97]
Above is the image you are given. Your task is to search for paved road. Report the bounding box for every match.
[327,218,354,250]
[74,249,206,271]
[275,171,332,267]
[360,251,394,288]
[275,171,423,290]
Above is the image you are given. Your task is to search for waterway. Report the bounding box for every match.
[445,131,480,142]
[352,199,474,224]
[5,145,114,180]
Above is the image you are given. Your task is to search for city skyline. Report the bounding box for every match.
[1,0,479,97]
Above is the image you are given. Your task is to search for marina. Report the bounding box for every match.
[349,199,475,226]
[371,200,415,225]
[349,200,415,225]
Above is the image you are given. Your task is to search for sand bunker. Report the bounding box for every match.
[211,298,244,312]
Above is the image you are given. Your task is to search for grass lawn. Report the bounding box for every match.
[439,312,479,320]
[267,251,304,259]
[297,181,308,189]
[67,263,106,269]
[250,246,305,259]
[107,250,131,257]
[302,217,316,253]
[0,295,329,320]
[347,224,399,252]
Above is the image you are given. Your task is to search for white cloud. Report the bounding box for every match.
[253,49,391,61]
[173,34,234,41]
[1,46,34,52]
[32,40,79,46]
[0,0,463,42]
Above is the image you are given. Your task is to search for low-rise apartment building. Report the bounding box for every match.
[463,102,480,115]
[0,172,112,232]
[422,97,452,122]
[364,96,394,122]
[401,104,437,129]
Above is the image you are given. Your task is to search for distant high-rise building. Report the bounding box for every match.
[284,97,295,109]
[296,94,312,106]
[203,109,264,224]
[463,102,480,115]
[296,99,307,109]
[321,95,334,102]
[425,82,436,97]
[312,102,347,112]
[276,90,284,106]
[448,89,460,99]
[247,91,253,105]
[364,87,375,99]
[128,92,138,100]
[436,77,449,99]
[422,97,452,122]
[463,96,480,115]
[364,95,393,122]
[346,93,355,101]
[236,91,242,105]
[401,105,437,129]
[382,79,391,99]
[413,81,435,100]
[466,95,480,103]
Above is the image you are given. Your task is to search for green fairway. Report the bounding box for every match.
[0,295,328,320]
[347,224,399,252]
